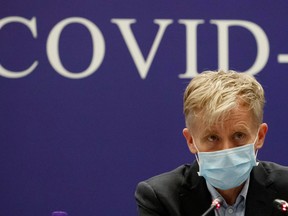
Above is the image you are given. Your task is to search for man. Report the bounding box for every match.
[135,70,288,216]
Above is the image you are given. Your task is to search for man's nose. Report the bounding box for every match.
[221,140,234,150]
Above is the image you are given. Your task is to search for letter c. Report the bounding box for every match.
[0,16,38,78]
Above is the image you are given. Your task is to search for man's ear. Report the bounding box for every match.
[255,123,268,150]
[183,128,197,154]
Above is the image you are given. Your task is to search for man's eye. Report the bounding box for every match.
[234,132,245,140]
[207,135,219,142]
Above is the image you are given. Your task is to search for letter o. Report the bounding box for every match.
[47,17,105,79]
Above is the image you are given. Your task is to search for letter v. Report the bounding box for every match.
[111,19,173,79]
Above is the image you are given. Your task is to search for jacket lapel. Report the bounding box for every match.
[179,162,214,216]
[245,162,277,216]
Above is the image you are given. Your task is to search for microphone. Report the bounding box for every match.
[201,197,223,216]
[273,199,288,213]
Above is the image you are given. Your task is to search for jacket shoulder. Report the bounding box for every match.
[135,164,192,215]
[260,161,288,176]
[138,164,190,193]
[260,161,288,192]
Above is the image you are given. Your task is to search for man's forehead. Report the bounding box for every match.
[190,107,255,133]
[203,123,251,134]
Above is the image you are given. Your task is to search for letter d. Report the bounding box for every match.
[211,20,269,75]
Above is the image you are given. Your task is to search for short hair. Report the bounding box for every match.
[183,69,265,129]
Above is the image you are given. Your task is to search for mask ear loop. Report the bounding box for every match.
[254,128,260,165]
[192,137,200,164]
[192,137,202,176]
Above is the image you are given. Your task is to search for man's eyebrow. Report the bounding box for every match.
[231,125,250,132]
[201,129,219,137]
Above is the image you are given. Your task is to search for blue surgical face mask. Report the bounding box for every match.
[193,135,259,190]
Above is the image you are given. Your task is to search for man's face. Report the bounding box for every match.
[183,104,268,153]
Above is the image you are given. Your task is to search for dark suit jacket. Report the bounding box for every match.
[135,161,288,216]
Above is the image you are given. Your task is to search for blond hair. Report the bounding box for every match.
[183,70,265,129]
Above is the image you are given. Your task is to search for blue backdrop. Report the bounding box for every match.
[1,1,288,216]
